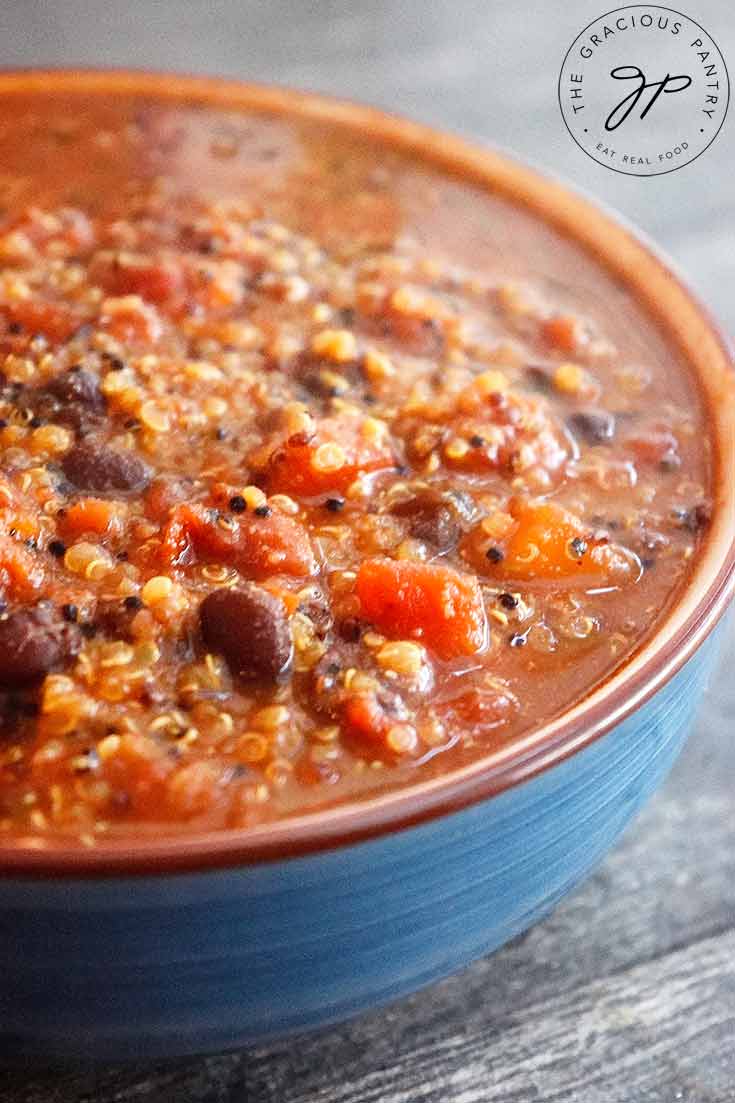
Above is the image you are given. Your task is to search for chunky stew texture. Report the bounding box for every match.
[0,92,712,842]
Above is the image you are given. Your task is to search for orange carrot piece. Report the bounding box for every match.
[356,557,487,660]
[479,498,608,583]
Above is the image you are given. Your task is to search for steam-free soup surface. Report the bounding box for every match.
[0,92,711,842]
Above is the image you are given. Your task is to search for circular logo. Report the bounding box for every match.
[558,5,729,175]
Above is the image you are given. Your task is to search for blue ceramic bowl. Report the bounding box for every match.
[0,73,733,1061]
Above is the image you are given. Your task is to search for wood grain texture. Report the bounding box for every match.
[0,1,733,1099]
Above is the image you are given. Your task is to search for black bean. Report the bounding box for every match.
[32,369,107,432]
[104,356,127,372]
[568,409,616,444]
[525,364,554,391]
[0,605,80,687]
[391,487,471,554]
[46,368,105,411]
[61,441,151,494]
[95,596,143,640]
[337,616,362,642]
[200,585,293,681]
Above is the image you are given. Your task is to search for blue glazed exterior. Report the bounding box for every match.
[0,629,721,1061]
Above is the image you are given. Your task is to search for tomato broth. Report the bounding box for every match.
[0,90,711,841]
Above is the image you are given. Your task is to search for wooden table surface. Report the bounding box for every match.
[1,2,734,1099]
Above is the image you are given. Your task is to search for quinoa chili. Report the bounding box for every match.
[0,90,712,842]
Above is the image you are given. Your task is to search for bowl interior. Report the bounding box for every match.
[0,69,733,874]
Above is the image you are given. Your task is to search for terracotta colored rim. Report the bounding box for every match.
[0,69,733,877]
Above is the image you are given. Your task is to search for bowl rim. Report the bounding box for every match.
[0,67,733,877]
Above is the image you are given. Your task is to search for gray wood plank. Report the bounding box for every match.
[240,931,735,1103]
[2,641,734,1101]
[6,924,735,1102]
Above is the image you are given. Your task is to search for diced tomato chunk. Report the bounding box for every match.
[0,533,46,600]
[91,253,184,305]
[59,498,125,540]
[541,313,583,353]
[99,734,172,817]
[1,299,83,344]
[343,691,392,745]
[256,413,396,497]
[144,477,192,522]
[165,761,221,819]
[356,557,487,660]
[438,683,518,735]
[626,425,680,468]
[100,295,163,344]
[161,503,315,578]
